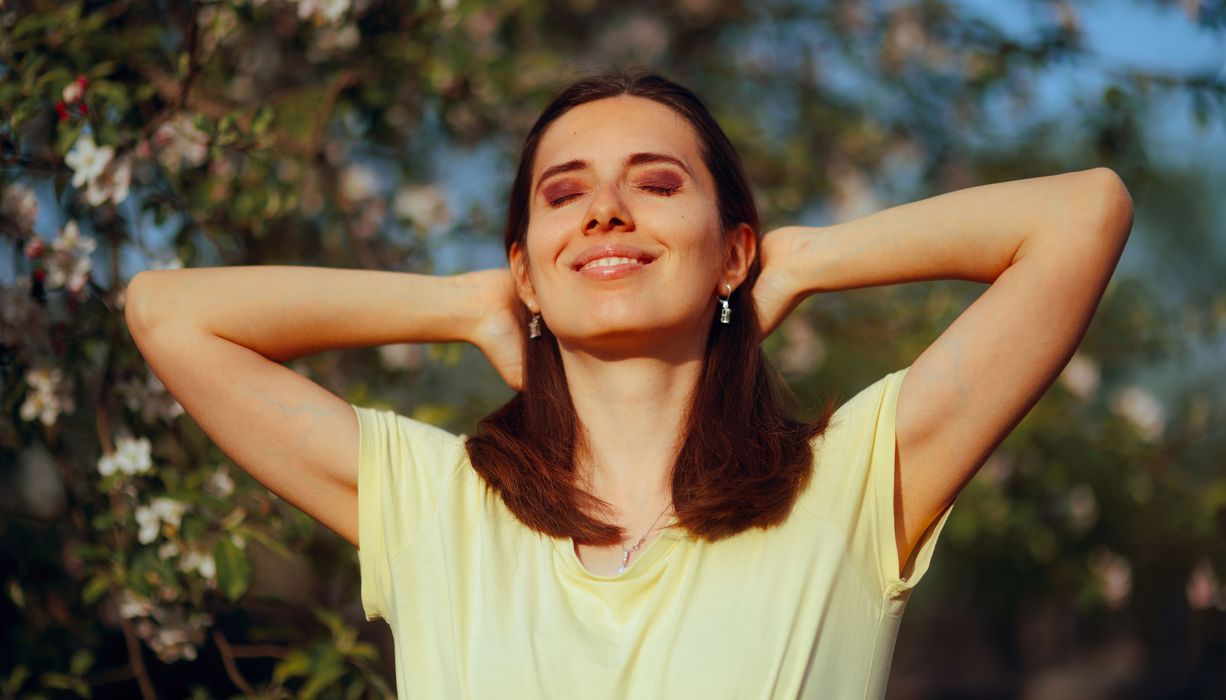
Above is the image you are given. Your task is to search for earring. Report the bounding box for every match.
[529,313,542,339]
[718,283,732,325]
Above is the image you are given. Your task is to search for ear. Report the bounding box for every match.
[721,222,757,292]
[508,241,539,312]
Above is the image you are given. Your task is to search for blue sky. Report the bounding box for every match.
[957,0,1226,163]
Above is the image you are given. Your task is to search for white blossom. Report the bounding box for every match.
[1058,351,1100,402]
[340,163,378,202]
[179,546,216,580]
[205,465,235,498]
[393,183,451,229]
[1,182,38,230]
[377,343,424,371]
[308,22,360,60]
[97,435,153,477]
[134,497,187,544]
[64,134,114,189]
[149,256,185,271]
[1064,483,1098,533]
[777,317,827,374]
[1186,558,1221,610]
[118,592,212,663]
[153,114,210,172]
[135,504,161,544]
[44,220,96,293]
[294,0,350,25]
[1089,549,1132,609]
[62,80,84,103]
[116,367,185,425]
[19,366,75,427]
[85,153,132,206]
[152,497,187,529]
[1111,385,1166,443]
[116,589,155,620]
[827,161,880,224]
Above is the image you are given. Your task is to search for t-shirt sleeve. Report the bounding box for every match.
[351,403,468,622]
[818,365,956,608]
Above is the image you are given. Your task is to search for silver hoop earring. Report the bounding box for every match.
[528,313,542,339]
[718,284,732,325]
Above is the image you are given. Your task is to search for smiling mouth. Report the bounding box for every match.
[577,256,654,272]
[568,246,657,273]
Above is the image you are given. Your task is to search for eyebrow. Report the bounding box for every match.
[535,152,693,191]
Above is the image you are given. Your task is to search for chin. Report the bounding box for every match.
[552,313,705,355]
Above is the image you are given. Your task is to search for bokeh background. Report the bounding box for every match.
[2,0,1224,697]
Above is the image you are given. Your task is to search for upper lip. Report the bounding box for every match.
[571,244,658,271]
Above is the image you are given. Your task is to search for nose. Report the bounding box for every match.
[584,183,635,234]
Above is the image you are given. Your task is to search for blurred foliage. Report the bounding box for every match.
[1,0,1224,697]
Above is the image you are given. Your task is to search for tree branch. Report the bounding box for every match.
[211,628,257,697]
[119,615,157,700]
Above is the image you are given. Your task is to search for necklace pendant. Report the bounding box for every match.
[617,549,631,575]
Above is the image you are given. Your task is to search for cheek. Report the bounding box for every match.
[523,225,569,283]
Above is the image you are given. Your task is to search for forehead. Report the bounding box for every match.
[533,96,706,181]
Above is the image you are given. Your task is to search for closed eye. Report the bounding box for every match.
[640,184,680,195]
[548,192,583,207]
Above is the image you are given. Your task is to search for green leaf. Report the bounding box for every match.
[39,672,75,690]
[12,13,48,40]
[89,60,117,79]
[347,641,378,662]
[180,514,207,543]
[35,68,72,93]
[213,537,251,602]
[235,524,292,558]
[81,573,110,606]
[89,511,115,532]
[69,650,94,677]
[298,653,345,700]
[272,649,313,684]
[252,106,275,136]
[2,665,31,694]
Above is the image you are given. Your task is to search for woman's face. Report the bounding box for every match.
[510,95,753,356]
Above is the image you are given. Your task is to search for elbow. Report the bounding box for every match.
[124,271,161,336]
[1089,167,1135,242]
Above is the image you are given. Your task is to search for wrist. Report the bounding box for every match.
[781,225,833,296]
[450,268,516,346]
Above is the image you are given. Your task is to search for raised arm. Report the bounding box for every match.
[754,167,1134,573]
[125,265,521,547]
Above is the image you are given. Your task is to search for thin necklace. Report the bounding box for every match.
[617,504,673,575]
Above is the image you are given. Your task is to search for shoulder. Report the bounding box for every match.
[351,404,470,475]
[814,366,909,453]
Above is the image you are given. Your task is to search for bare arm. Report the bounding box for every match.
[125,265,521,547]
[756,167,1134,573]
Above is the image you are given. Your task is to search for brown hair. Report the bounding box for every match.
[465,69,836,546]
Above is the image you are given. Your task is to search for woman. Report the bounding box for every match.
[126,70,1133,697]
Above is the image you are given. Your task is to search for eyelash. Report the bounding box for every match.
[547,184,680,207]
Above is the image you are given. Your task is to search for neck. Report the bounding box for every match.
[558,331,705,519]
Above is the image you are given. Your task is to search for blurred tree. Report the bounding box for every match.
[1,0,1223,697]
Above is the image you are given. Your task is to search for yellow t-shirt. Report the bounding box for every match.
[353,365,955,699]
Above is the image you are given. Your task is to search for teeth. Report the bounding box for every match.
[581,256,640,271]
